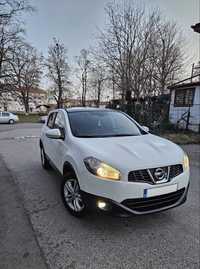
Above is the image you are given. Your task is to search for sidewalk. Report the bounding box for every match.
[0,156,47,269]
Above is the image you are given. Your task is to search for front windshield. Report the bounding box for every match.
[68,110,144,138]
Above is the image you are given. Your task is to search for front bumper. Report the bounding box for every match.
[78,168,190,203]
[14,117,19,122]
[81,184,189,216]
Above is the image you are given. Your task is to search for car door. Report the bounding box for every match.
[43,111,57,162]
[0,112,2,123]
[51,111,67,173]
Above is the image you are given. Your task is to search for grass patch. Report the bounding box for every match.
[17,114,40,123]
[161,132,200,145]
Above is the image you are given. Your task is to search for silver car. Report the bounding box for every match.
[0,112,19,124]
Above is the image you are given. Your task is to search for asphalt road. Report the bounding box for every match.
[0,123,199,269]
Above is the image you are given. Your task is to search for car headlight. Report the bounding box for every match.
[183,154,189,170]
[84,157,120,180]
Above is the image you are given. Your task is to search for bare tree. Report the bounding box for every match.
[0,21,23,82]
[152,21,183,94]
[97,2,146,104]
[90,62,107,107]
[75,49,91,106]
[96,1,184,109]
[7,41,42,113]
[0,0,33,20]
[0,0,34,97]
[47,38,70,108]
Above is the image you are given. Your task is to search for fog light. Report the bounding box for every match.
[97,201,106,209]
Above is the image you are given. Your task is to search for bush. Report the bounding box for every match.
[17,113,40,123]
[159,120,176,132]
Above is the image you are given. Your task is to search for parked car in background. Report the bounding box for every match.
[0,112,19,124]
[40,108,190,218]
[40,115,48,123]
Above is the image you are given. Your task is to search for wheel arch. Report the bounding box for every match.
[63,161,77,178]
[39,139,43,148]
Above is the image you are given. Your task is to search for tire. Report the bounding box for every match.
[62,176,87,217]
[9,119,15,124]
[40,146,51,170]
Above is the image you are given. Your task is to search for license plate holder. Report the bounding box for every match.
[144,184,178,198]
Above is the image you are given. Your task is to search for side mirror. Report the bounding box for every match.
[142,126,149,133]
[46,129,62,139]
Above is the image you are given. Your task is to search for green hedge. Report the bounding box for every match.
[17,114,41,123]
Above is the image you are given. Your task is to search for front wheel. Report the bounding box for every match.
[62,177,87,217]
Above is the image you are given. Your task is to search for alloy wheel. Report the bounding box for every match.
[63,178,85,212]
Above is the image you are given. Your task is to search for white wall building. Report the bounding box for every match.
[0,88,48,113]
[169,81,200,132]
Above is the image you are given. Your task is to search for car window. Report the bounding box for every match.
[2,112,10,117]
[47,112,57,128]
[54,111,65,129]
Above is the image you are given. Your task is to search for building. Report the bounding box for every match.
[168,81,200,132]
[28,88,47,112]
[63,98,109,108]
[63,98,82,107]
[0,88,48,113]
[0,92,23,112]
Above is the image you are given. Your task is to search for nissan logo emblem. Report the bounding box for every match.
[154,168,166,181]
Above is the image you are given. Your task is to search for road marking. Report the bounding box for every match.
[0,136,39,141]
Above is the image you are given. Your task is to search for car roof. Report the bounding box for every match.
[65,107,114,113]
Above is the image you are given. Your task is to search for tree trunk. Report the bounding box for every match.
[57,92,62,108]
[21,98,29,113]
[81,74,85,106]
[97,80,101,108]
[25,101,29,113]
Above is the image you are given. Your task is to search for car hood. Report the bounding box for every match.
[76,134,184,171]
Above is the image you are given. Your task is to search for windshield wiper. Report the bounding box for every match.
[75,135,98,138]
[109,134,137,137]
[75,134,138,138]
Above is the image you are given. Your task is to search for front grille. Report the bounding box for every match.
[122,188,185,213]
[128,164,183,184]
[169,164,183,179]
[128,169,152,183]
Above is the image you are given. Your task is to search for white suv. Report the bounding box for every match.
[0,112,19,124]
[40,108,190,217]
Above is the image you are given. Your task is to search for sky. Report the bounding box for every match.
[23,0,199,87]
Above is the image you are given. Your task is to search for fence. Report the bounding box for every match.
[108,95,170,130]
[108,99,200,133]
[169,104,200,133]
